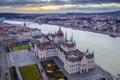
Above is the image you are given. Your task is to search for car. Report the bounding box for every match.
[41,69,43,72]
[5,71,8,79]
[0,65,1,76]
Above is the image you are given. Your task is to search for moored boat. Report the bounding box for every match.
[109,33,117,38]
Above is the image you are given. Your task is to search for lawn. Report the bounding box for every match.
[12,43,29,51]
[20,64,42,80]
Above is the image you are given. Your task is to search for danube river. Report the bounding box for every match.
[4,20,120,75]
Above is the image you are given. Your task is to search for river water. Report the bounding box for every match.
[4,20,120,75]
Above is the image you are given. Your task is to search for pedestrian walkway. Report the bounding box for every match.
[37,63,48,80]
[15,67,23,80]
[96,65,117,80]
[0,46,9,80]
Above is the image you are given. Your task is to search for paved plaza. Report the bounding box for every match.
[7,50,37,67]
[7,50,48,80]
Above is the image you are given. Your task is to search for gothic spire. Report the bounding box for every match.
[59,26,61,31]
[74,40,76,46]
[65,32,67,41]
[86,48,89,52]
[70,33,73,42]
[24,22,26,27]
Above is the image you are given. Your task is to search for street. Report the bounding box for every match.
[0,46,9,80]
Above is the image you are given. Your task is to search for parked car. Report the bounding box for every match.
[5,71,8,79]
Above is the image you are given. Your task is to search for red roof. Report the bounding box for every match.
[63,42,75,48]
[43,42,52,46]
[48,28,64,38]
[65,49,84,62]
[56,32,64,37]
[0,27,6,34]
[56,29,64,37]
[86,54,94,59]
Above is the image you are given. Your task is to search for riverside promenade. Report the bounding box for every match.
[46,57,117,80]
[95,65,117,80]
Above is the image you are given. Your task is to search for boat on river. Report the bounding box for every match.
[109,33,117,38]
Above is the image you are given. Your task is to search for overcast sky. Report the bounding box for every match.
[0,0,120,13]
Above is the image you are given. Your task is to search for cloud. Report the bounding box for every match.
[16,3,120,11]
[16,5,75,11]
[0,0,120,6]
[0,6,11,9]
[0,0,120,13]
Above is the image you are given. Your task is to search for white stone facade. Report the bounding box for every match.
[31,28,41,37]
[32,42,95,74]
[30,28,95,74]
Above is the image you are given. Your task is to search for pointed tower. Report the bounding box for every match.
[59,26,61,31]
[34,42,37,50]
[70,33,73,42]
[92,51,94,56]
[48,32,50,35]
[0,17,4,24]
[65,32,67,41]
[23,22,26,28]
[86,48,89,52]
[74,40,76,47]
[92,51,94,54]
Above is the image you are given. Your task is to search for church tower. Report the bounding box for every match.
[23,22,26,28]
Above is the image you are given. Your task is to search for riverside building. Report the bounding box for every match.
[31,27,95,74]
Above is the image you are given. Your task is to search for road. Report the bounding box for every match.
[0,46,9,80]
[96,65,117,80]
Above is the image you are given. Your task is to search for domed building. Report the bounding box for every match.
[48,27,65,44]
[31,27,95,74]
[54,27,64,43]
[56,27,64,37]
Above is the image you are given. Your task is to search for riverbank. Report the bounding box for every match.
[46,23,120,38]
[84,29,120,37]
[4,20,120,75]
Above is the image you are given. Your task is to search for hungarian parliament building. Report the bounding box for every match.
[29,27,95,74]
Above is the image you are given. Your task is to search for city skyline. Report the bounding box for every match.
[0,0,120,13]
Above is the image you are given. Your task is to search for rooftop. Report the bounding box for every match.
[64,49,83,62]
[63,41,75,48]
[37,41,56,50]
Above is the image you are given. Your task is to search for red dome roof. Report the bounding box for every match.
[56,27,64,37]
